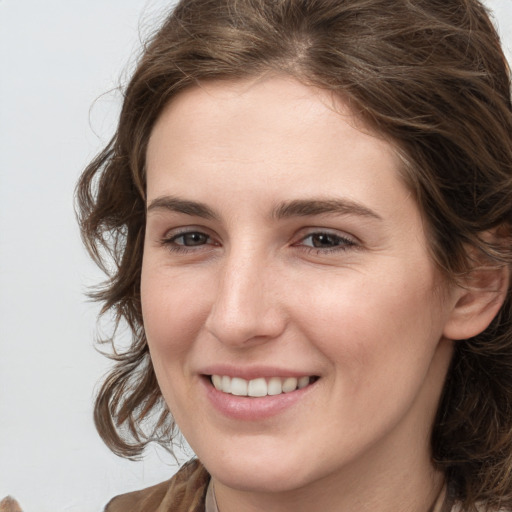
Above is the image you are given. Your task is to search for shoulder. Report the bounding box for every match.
[104,459,210,512]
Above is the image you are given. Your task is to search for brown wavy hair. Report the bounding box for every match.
[76,0,512,509]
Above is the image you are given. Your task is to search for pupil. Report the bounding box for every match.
[184,233,206,246]
[313,234,337,247]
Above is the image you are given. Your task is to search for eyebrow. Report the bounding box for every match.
[147,196,218,219]
[146,195,382,222]
[272,198,382,221]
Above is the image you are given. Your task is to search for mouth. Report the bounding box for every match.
[209,375,319,397]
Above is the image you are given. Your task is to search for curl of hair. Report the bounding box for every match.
[76,0,512,508]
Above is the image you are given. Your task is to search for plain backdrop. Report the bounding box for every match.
[0,1,511,511]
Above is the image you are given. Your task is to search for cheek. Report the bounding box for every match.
[140,265,210,360]
[298,272,448,439]
[294,267,445,382]
[140,266,212,420]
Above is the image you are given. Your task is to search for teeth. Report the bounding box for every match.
[221,375,231,393]
[267,377,283,396]
[282,377,298,393]
[231,377,248,396]
[298,376,310,389]
[248,378,267,397]
[212,375,222,390]
[210,375,314,397]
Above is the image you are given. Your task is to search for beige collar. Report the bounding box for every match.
[205,480,219,512]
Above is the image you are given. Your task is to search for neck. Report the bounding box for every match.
[213,447,446,512]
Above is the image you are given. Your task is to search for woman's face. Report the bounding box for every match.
[142,77,456,497]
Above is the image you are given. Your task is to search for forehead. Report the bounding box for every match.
[146,75,402,190]
[150,75,377,136]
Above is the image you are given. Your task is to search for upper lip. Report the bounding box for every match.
[198,365,318,380]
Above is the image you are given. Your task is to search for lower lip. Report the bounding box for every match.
[202,377,317,421]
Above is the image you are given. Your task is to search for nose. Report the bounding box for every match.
[204,249,286,347]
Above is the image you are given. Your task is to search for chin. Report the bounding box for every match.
[208,460,310,494]
[196,440,325,494]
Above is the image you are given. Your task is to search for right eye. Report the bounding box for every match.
[161,230,217,253]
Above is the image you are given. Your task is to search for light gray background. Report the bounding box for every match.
[0,1,511,511]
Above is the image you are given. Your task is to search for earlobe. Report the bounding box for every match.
[443,263,509,341]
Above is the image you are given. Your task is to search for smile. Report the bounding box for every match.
[210,375,317,397]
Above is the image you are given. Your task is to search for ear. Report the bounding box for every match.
[443,262,509,341]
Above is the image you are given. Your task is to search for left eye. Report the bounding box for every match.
[169,232,211,246]
[301,232,355,249]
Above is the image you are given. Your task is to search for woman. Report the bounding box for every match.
[76,0,512,510]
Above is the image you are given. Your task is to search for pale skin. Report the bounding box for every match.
[141,76,506,512]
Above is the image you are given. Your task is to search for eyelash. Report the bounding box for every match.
[160,229,358,255]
